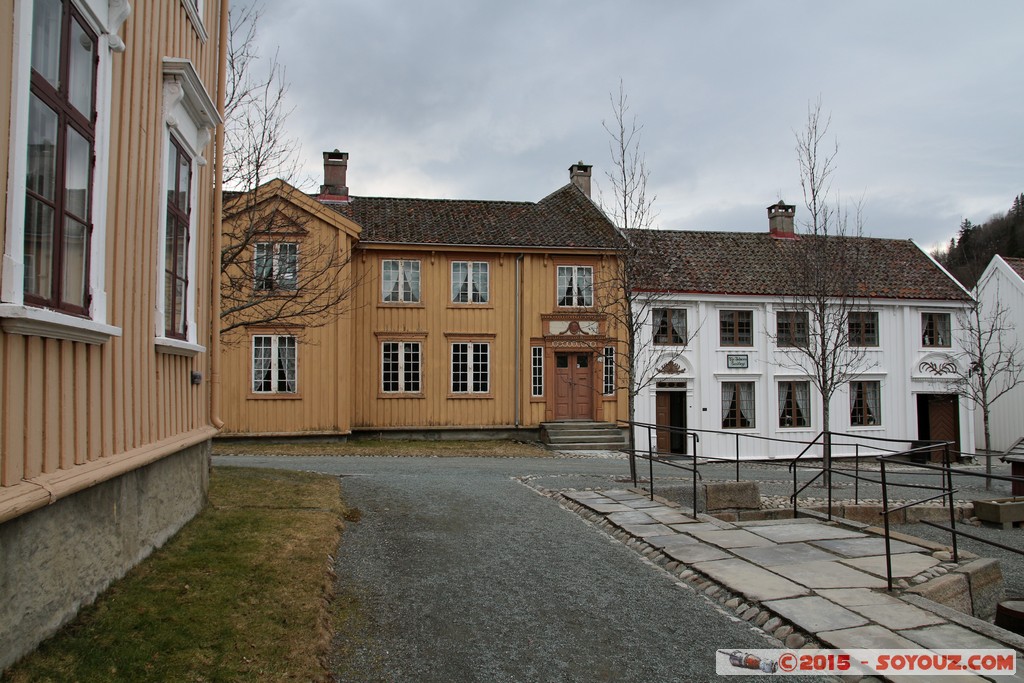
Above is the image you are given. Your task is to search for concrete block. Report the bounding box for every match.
[905,573,973,615]
[838,504,884,525]
[956,558,1004,621]
[701,481,761,511]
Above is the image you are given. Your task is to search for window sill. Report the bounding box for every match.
[447,303,494,310]
[0,304,121,345]
[247,392,302,400]
[378,302,425,309]
[155,336,205,357]
[447,393,494,400]
[378,392,426,399]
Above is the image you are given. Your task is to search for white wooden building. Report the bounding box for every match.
[628,203,975,461]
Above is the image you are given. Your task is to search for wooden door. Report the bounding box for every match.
[554,352,593,420]
[928,395,960,462]
[656,391,687,454]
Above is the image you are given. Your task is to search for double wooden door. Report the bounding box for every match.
[553,352,593,420]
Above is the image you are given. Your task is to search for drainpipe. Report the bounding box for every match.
[515,253,524,427]
[208,0,228,430]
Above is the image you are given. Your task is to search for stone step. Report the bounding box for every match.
[544,432,629,445]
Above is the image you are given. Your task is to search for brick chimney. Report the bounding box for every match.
[768,201,796,238]
[569,161,592,198]
[319,149,349,199]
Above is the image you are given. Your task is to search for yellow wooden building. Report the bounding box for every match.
[0,0,225,668]
[220,154,629,439]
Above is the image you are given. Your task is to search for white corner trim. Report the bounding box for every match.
[155,336,206,356]
[0,304,121,344]
[179,0,208,43]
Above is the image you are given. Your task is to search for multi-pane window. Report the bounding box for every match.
[848,311,879,347]
[778,381,810,428]
[531,347,544,397]
[382,341,421,393]
[451,261,489,303]
[850,381,881,426]
[557,265,593,307]
[653,308,687,345]
[921,312,951,348]
[603,346,615,395]
[451,342,489,393]
[24,0,98,314]
[720,310,753,346]
[254,242,298,291]
[252,335,297,394]
[721,382,755,429]
[164,138,192,339]
[382,259,420,303]
[776,311,809,347]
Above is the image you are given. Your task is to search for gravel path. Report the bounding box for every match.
[215,455,835,683]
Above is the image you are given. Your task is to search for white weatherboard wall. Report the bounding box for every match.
[973,257,1024,453]
[632,294,975,460]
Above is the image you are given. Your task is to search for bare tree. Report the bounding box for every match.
[771,98,873,484]
[952,284,1024,487]
[220,5,357,336]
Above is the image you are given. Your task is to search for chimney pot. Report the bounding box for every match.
[768,200,796,238]
[320,149,349,199]
[569,161,593,198]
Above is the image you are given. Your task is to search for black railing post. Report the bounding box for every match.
[691,433,699,519]
[792,462,798,517]
[735,433,740,482]
[880,458,893,592]
[648,439,655,501]
[944,443,958,562]
[854,444,860,505]
[827,459,833,521]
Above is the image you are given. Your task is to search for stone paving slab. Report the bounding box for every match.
[841,553,940,578]
[762,595,869,633]
[662,542,731,564]
[621,499,668,509]
[744,522,864,543]
[899,622,1008,651]
[601,489,646,501]
[817,623,920,650]
[732,542,835,567]
[685,529,776,548]
[583,502,636,514]
[646,510,697,525]
[645,534,699,549]
[811,536,930,557]
[606,510,657,525]
[561,490,608,501]
[815,588,904,607]
[618,523,677,538]
[737,517,822,527]
[844,601,946,630]
[770,559,888,589]
[669,522,732,533]
[692,558,809,601]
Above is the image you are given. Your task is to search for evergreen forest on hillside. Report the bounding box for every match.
[932,193,1024,288]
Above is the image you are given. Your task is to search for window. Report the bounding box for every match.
[922,312,951,348]
[255,242,298,291]
[848,311,879,347]
[603,346,615,395]
[721,382,755,429]
[23,0,98,315]
[451,261,488,303]
[653,308,687,345]
[451,342,489,393]
[252,335,297,394]
[776,311,809,347]
[720,310,753,346]
[382,259,420,303]
[163,138,191,339]
[382,341,421,393]
[850,381,881,426]
[557,265,593,307]
[778,381,810,428]
[531,347,543,397]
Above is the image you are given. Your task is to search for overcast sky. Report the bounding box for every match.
[240,1,1024,250]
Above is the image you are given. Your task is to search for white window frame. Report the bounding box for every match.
[777,379,811,429]
[382,259,421,303]
[531,346,544,397]
[180,0,208,43]
[556,265,593,308]
[382,340,422,393]
[849,380,882,427]
[721,381,756,429]
[153,59,219,356]
[251,334,297,394]
[451,260,489,304]
[451,342,490,394]
[602,346,615,395]
[0,0,131,345]
[254,242,299,292]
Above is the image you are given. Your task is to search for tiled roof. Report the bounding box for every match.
[324,184,624,250]
[1001,256,1024,281]
[627,229,971,301]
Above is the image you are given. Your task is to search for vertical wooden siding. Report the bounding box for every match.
[0,0,222,488]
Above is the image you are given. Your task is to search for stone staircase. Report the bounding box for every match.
[540,421,629,451]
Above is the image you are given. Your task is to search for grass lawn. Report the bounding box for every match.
[3,466,348,683]
[213,437,552,458]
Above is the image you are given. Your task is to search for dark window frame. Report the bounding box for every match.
[921,312,951,348]
[776,311,809,347]
[848,311,879,347]
[720,309,753,347]
[653,308,688,345]
[164,136,192,340]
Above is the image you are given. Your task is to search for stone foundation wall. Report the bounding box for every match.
[0,441,211,671]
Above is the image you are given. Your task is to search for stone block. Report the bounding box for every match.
[701,481,761,511]
[905,573,972,615]
[838,504,884,524]
[906,505,956,524]
[956,558,1004,621]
